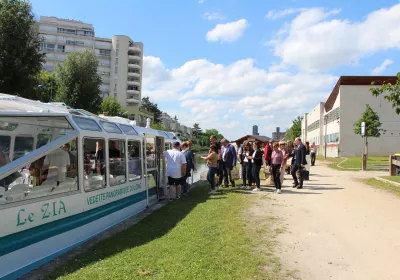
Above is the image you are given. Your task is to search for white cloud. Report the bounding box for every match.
[372,59,394,75]
[265,8,306,20]
[142,55,337,140]
[206,19,248,43]
[198,0,204,3]
[204,12,225,21]
[270,4,400,71]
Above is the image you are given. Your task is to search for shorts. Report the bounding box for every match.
[168,176,184,186]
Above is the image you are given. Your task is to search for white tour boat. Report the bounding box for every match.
[0,93,180,279]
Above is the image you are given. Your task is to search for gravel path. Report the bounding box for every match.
[267,162,400,280]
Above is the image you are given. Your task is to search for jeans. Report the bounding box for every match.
[207,167,218,190]
[242,162,253,186]
[272,164,281,190]
[311,152,316,166]
[252,164,261,188]
[291,164,303,187]
[217,160,223,186]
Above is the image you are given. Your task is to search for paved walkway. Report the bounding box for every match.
[270,163,400,280]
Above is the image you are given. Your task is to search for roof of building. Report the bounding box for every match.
[324,76,398,112]
[233,135,272,144]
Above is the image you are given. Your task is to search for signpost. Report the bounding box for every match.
[361,122,366,171]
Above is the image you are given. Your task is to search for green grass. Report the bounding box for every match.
[380,176,400,183]
[360,178,400,197]
[317,155,389,171]
[44,183,285,280]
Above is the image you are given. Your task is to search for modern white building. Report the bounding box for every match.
[302,76,399,157]
[301,102,325,154]
[37,16,151,123]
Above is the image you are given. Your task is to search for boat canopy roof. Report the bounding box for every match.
[0,93,180,141]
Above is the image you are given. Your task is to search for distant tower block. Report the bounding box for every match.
[252,125,259,136]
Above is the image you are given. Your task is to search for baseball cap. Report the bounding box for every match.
[173,141,180,147]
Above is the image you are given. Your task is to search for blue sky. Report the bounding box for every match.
[31,0,400,140]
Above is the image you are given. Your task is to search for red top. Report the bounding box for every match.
[264,145,272,160]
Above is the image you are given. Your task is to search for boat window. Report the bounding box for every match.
[165,143,171,151]
[99,121,122,134]
[73,116,102,131]
[0,121,18,131]
[0,138,79,205]
[109,139,126,186]
[146,138,156,169]
[37,134,52,149]
[119,124,139,136]
[83,138,107,191]
[13,136,34,161]
[0,136,11,158]
[128,140,141,181]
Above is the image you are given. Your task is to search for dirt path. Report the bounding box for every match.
[263,162,400,280]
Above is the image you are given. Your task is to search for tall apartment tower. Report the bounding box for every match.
[252,125,259,136]
[37,16,145,117]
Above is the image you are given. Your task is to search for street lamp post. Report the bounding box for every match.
[38,79,53,102]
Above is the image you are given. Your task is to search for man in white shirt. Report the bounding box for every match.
[163,142,187,200]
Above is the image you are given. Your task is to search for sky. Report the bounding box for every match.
[31,0,400,141]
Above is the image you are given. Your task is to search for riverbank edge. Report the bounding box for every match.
[18,181,206,280]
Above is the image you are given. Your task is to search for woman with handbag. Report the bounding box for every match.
[240,142,253,190]
[248,142,263,191]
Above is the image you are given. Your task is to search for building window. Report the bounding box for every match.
[114,93,117,97]
[40,43,55,52]
[115,67,118,74]
[57,45,65,52]
[57,28,76,35]
[66,40,76,45]
[76,40,84,46]
[325,107,340,124]
[99,49,111,56]
[307,120,320,132]
[114,84,117,91]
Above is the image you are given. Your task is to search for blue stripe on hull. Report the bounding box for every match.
[2,201,147,280]
[0,191,147,258]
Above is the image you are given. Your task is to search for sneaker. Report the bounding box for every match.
[240,185,246,189]
[176,195,180,199]
[296,186,303,189]
[209,190,217,194]
[245,186,252,190]
[252,188,260,192]
[277,189,281,194]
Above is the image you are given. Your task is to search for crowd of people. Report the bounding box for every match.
[162,135,316,199]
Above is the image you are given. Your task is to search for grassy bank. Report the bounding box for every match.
[380,176,400,183]
[317,155,388,171]
[44,183,285,280]
[361,178,400,198]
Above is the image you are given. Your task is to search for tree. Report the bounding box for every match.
[36,71,57,103]
[151,122,171,132]
[100,96,128,117]
[54,49,102,112]
[285,116,303,141]
[141,97,162,123]
[174,115,178,121]
[370,73,400,114]
[192,123,202,138]
[353,104,382,163]
[0,0,45,98]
